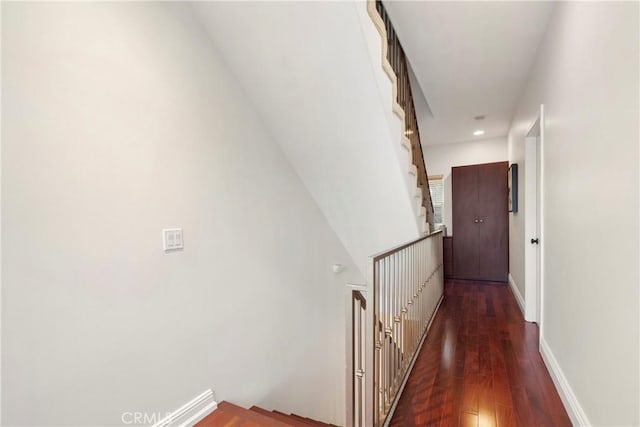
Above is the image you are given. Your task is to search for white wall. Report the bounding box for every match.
[1,2,363,425]
[423,138,507,234]
[508,2,639,425]
[192,2,424,276]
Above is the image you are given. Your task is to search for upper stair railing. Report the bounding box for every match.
[345,4,445,425]
[369,0,435,229]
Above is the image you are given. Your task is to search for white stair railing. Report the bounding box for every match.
[347,230,443,427]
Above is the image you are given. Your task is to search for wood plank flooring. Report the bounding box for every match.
[389,280,571,427]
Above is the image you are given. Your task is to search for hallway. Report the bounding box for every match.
[390,280,571,426]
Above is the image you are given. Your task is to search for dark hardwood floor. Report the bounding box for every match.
[389,280,571,427]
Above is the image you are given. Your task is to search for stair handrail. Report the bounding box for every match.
[368,0,435,229]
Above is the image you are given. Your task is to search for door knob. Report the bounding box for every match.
[531,238,539,244]
[479,219,484,223]
[474,219,479,223]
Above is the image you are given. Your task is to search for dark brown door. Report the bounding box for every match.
[452,162,508,282]
[476,162,508,281]
[452,164,480,280]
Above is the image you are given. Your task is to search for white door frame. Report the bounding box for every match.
[524,105,545,330]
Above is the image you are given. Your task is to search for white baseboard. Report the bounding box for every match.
[508,273,525,316]
[153,389,217,427]
[539,338,591,426]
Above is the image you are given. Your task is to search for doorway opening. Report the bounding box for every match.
[524,105,544,332]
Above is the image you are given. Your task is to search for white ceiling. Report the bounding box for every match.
[383,1,554,145]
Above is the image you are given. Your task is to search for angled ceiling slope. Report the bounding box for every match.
[192,1,423,272]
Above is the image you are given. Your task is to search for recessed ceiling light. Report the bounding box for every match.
[473,130,485,136]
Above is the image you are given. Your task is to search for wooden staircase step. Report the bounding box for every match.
[194,407,239,427]
[250,406,309,426]
[272,410,318,426]
[288,414,338,427]
[197,401,290,427]
[272,410,338,427]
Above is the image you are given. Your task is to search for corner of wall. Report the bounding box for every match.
[507,273,525,316]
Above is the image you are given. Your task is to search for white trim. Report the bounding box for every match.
[346,283,368,292]
[508,273,525,316]
[523,133,538,323]
[539,338,591,427]
[152,389,217,427]
[538,104,546,338]
[0,2,4,416]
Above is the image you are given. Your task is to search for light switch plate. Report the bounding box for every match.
[163,228,184,251]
